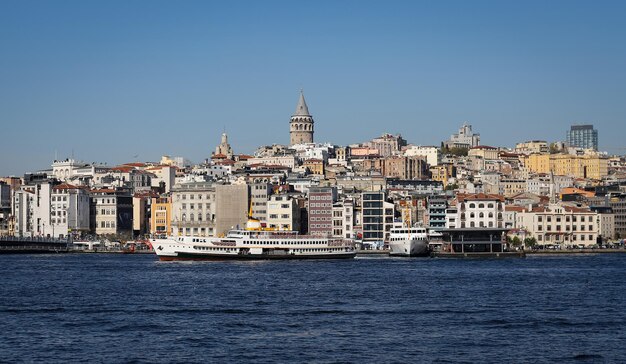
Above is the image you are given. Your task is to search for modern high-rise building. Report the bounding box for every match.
[566,124,598,151]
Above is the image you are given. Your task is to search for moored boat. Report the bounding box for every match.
[387,226,430,257]
[150,229,356,261]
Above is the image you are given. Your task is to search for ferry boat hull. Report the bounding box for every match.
[388,240,429,257]
[157,251,356,261]
[150,230,356,261]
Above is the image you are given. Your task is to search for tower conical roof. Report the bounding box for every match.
[293,91,310,116]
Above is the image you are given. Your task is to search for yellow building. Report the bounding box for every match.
[522,153,608,180]
[430,164,456,186]
[150,196,172,235]
[303,159,325,176]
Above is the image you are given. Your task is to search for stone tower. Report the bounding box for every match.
[213,132,233,159]
[289,91,314,146]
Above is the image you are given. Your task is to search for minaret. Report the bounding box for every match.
[289,90,314,146]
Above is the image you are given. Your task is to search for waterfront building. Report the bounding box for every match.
[444,123,480,149]
[404,146,440,166]
[332,199,354,238]
[426,195,448,231]
[289,91,314,146]
[361,191,394,243]
[266,194,301,231]
[215,184,248,237]
[132,191,158,237]
[308,187,337,236]
[0,182,10,235]
[588,206,615,243]
[90,188,133,237]
[51,183,90,237]
[566,124,598,151]
[150,195,171,236]
[517,203,599,247]
[588,193,626,239]
[445,205,458,229]
[456,193,505,229]
[608,194,626,238]
[249,182,272,221]
[13,187,35,236]
[171,182,216,237]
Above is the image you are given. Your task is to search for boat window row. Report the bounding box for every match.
[243,240,327,245]
[390,236,426,241]
[294,248,335,253]
[392,229,426,234]
[194,246,232,252]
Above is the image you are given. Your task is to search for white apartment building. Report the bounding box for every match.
[404,146,440,166]
[13,188,35,237]
[526,175,574,196]
[90,188,133,237]
[332,199,354,239]
[266,194,300,231]
[516,204,599,247]
[246,156,297,169]
[456,193,504,229]
[170,182,216,237]
[51,183,90,237]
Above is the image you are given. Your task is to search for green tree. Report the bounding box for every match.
[445,183,459,191]
[524,237,537,248]
[549,143,562,154]
[511,236,522,247]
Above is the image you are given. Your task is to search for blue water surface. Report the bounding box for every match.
[1,253,625,363]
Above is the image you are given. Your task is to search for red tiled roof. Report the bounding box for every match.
[53,183,80,190]
[91,188,117,193]
[457,193,505,202]
[110,166,134,173]
[215,159,235,165]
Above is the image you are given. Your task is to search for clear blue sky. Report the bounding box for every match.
[1,0,625,175]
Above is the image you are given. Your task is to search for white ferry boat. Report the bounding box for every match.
[387,226,430,257]
[150,229,356,261]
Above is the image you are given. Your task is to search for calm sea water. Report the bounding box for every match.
[1,253,625,363]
